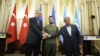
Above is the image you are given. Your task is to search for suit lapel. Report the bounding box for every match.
[33,17,41,30]
[63,26,71,37]
[71,25,73,37]
[34,18,39,25]
[33,17,38,24]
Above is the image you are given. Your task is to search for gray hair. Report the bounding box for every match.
[64,17,70,21]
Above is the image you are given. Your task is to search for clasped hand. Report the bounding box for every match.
[42,31,49,39]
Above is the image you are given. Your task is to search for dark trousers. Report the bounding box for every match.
[65,50,79,56]
[0,39,5,56]
[65,46,79,56]
[19,44,25,54]
[42,41,44,56]
[6,42,15,53]
[25,43,40,56]
[43,43,56,56]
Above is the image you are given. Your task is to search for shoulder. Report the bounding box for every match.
[71,24,78,30]
[53,25,59,30]
[29,17,37,22]
[61,25,65,29]
[44,25,49,28]
[53,25,58,28]
[71,24,75,26]
[71,24,77,27]
[29,17,36,20]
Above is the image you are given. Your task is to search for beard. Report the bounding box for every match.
[49,22,53,24]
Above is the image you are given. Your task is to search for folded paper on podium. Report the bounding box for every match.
[0,32,11,39]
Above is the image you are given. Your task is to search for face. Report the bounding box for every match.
[64,17,71,25]
[35,10,41,18]
[49,17,54,24]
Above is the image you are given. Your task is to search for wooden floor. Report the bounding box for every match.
[4,51,95,56]
[4,54,94,56]
[5,54,66,56]
[4,51,66,56]
[4,51,86,56]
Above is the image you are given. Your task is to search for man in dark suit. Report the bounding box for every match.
[44,17,82,56]
[25,10,43,56]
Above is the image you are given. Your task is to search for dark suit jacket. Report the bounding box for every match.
[26,17,43,44]
[51,24,81,51]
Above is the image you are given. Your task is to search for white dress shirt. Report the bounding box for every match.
[66,26,71,36]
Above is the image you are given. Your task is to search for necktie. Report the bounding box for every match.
[37,19,40,25]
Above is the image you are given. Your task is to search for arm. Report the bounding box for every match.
[75,25,83,53]
[75,25,82,45]
[50,27,61,38]
[29,18,42,37]
[43,26,60,39]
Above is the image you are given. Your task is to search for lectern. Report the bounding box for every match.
[83,36,100,55]
[0,32,11,56]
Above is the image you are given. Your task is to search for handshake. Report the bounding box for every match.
[42,31,50,39]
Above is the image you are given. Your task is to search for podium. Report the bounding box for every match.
[0,32,11,56]
[83,36,100,55]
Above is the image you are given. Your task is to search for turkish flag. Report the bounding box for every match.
[19,5,29,45]
[6,4,17,44]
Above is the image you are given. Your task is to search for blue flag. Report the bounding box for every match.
[63,7,67,18]
[60,7,67,43]
[39,4,43,27]
[52,6,56,25]
[63,7,67,25]
[39,4,42,21]
[74,8,82,35]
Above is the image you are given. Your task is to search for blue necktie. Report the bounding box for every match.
[37,19,40,25]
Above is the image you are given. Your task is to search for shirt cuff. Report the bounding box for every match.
[48,35,51,38]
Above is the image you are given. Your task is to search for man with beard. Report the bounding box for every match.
[42,16,58,56]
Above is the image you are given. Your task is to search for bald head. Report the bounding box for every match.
[64,17,71,25]
[35,10,41,18]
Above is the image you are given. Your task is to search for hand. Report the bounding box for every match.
[79,44,82,49]
[79,44,83,54]
[42,32,49,39]
[42,31,45,34]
